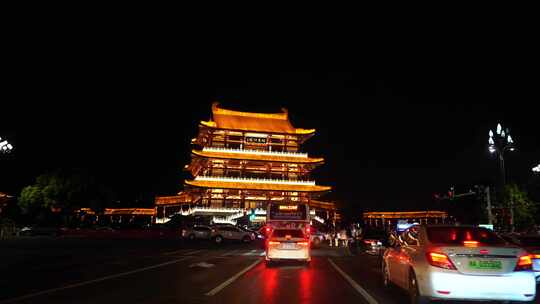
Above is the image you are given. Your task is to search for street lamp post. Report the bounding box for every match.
[488,123,515,231]
[0,137,14,154]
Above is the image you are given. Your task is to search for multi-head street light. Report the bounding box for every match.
[0,137,14,154]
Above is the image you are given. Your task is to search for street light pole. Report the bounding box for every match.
[488,123,515,232]
[0,137,14,154]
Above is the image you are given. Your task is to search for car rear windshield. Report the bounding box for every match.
[272,229,304,238]
[363,230,386,239]
[427,227,505,245]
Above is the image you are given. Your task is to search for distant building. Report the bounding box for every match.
[363,211,449,230]
[155,102,334,225]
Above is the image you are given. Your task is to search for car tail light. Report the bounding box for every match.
[266,227,271,233]
[268,241,280,245]
[306,227,310,234]
[426,252,456,270]
[479,249,489,255]
[515,254,533,271]
[532,254,540,259]
[297,241,309,246]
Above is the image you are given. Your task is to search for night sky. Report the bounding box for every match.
[2,63,539,215]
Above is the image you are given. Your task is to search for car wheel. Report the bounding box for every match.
[409,270,429,304]
[382,261,390,288]
[188,234,195,241]
[214,235,223,244]
[242,235,251,243]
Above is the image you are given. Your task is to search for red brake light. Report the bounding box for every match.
[268,241,280,245]
[297,241,309,246]
[479,249,489,255]
[515,254,533,271]
[266,227,271,233]
[306,227,310,233]
[426,252,456,270]
[532,254,540,259]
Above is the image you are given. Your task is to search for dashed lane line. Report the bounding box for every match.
[328,258,379,304]
[242,249,257,256]
[220,249,240,257]
[163,249,205,256]
[0,257,192,304]
[205,258,262,296]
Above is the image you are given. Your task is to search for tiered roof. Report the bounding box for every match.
[200,102,315,135]
[185,176,331,192]
[155,192,199,205]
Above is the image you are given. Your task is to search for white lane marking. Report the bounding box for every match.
[163,249,204,256]
[328,258,379,304]
[189,262,215,268]
[205,258,262,296]
[242,249,257,256]
[220,249,240,257]
[0,257,191,304]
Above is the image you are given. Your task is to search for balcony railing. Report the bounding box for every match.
[195,176,316,186]
[203,147,308,158]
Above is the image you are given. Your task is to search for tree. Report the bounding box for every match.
[19,185,43,214]
[504,183,537,232]
[18,169,115,224]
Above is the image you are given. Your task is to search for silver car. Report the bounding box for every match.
[382,225,535,303]
[212,226,255,244]
[181,225,213,240]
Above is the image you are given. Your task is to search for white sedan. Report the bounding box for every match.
[266,228,310,265]
[382,225,536,303]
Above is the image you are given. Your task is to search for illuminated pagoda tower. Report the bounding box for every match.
[156,102,332,224]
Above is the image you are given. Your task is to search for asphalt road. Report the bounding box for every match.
[0,238,537,304]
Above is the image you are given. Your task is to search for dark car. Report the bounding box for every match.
[19,226,61,237]
[359,228,388,256]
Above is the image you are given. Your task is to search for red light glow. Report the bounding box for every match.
[426,252,456,270]
[515,254,533,271]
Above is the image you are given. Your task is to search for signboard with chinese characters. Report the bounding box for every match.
[245,137,267,144]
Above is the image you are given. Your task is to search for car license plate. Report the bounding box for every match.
[468,260,502,270]
[281,243,295,250]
